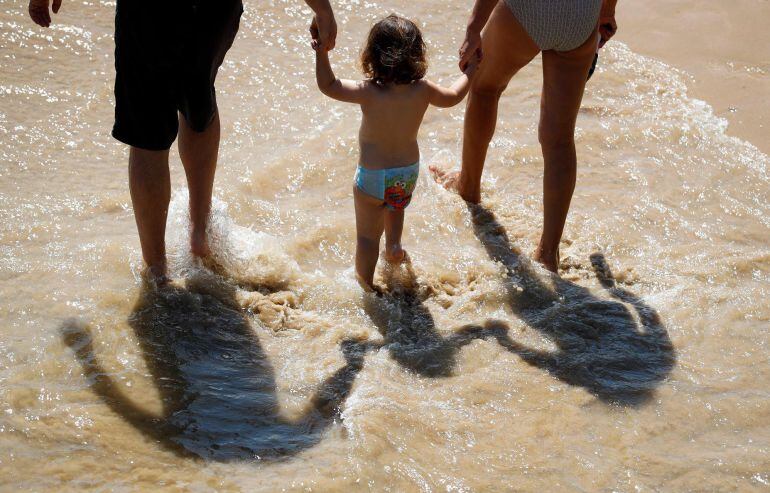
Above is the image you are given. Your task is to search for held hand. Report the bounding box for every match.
[598,1,617,48]
[459,28,482,71]
[310,11,337,51]
[29,0,62,27]
[462,49,481,76]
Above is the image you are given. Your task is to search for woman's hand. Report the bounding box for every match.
[598,0,617,48]
[29,0,62,27]
[459,27,482,71]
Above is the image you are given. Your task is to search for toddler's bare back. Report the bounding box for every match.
[358,81,431,169]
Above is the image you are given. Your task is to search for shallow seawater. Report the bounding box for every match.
[1,0,769,491]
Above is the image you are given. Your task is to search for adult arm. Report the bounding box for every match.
[28,0,62,27]
[306,0,337,51]
[599,0,618,47]
[459,0,497,70]
[315,48,367,103]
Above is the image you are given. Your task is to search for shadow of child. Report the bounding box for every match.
[362,259,496,378]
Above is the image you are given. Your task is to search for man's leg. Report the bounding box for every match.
[431,2,538,203]
[534,29,597,272]
[129,146,171,281]
[178,111,220,258]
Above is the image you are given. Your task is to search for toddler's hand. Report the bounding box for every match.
[462,50,482,76]
[311,38,325,52]
[459,28,482,71]
[310,11,337,52]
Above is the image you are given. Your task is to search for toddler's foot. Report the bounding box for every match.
[356,273,383,296]
[384,244,406,264]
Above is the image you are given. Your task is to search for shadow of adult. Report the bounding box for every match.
[61,272,370,461]
[469,204,676,405]
[362,262,495,378]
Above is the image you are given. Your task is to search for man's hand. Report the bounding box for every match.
[29,0,62,28]
[310,11,337,51]
[459,27,482,72]
[598,0,617,48]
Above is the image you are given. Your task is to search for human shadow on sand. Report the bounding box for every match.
[468,204,676,405]
[61,272,372,461]
[362,261,499,378]
[362,205,676,405]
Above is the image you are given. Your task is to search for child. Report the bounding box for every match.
[314,14,479,292]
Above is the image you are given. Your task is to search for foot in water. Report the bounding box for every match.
[190,228,211,259]
[532,246,560,273]
[356,273,383,296]
[428,163,481,203]
[142,264,171,288]
[384,244,406,264]
[190,230,228,278]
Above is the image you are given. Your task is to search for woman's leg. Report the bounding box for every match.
[431,1,539,203]
[534,29,598,272]
[354,186,385,290]
[383,208,405,263]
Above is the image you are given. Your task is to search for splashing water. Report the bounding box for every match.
[1,0,768,491]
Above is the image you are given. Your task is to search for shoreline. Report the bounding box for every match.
[617,0,770,155]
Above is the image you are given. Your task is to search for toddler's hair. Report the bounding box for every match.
[360,14,427,85]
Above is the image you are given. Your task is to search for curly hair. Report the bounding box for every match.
[360,14,427,85]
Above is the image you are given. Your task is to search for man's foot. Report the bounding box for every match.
[384,244,406,264]
[200,254,226,278]
[190,229,211,259]
[532,246,559,273]
[428,164,481,204]
[142,264,171,289]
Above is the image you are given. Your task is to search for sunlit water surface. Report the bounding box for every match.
[1,1,768,491]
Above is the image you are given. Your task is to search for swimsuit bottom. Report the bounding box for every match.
[503,0,601,52]
[355,162,419,211]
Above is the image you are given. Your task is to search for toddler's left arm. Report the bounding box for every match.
[426,53,481,108]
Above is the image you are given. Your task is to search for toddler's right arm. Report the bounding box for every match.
[315,47,368,104]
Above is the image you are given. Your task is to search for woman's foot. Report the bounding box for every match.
[429,164,461,192]
[532,245,560,273]
[429,164,481,203]
[384,244,406,264]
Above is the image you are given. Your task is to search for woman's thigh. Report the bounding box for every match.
[539,28,598,144]
[473,1,540,93]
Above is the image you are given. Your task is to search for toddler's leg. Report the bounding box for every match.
[384,208,406,264]
[354,186,385,290]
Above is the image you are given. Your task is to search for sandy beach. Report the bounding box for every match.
[619,0,770,154]
[1,0,768,491]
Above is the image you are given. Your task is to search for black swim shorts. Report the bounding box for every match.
[112,0,243,151]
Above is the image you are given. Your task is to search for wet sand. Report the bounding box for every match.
[1,0,769,491]
[619,0,770,154]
